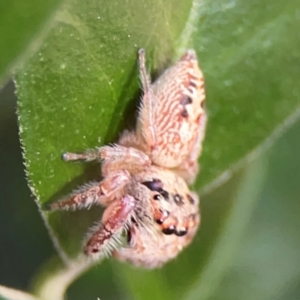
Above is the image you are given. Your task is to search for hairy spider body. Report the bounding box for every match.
[49,49,206,268]
[114,166,200,268]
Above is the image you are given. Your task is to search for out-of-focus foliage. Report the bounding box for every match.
[0,0,64,85]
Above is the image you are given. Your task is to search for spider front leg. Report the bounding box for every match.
[137,49,157,149]
[63,144,151,176]
[47,170,131,210]
[84,194,135,256]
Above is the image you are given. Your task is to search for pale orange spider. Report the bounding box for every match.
[48,49,206,268]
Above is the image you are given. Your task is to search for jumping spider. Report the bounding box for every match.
[49,49,206,268]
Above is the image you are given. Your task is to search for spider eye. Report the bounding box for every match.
[153,194,161,200]
[173,194,184,206]
[175,228,188,236]
[155,210,169,224]
[162,226,175,235]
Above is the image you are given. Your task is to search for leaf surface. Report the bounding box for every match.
[15,0,300,298]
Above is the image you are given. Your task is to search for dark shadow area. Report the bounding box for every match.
[104,59,141,145]
[104,50,173,145]
[0,81,55,290]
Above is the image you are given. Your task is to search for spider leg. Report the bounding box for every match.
[63,144,151,176]
[118,130,146,152]
[47,170,131,210]
[137,49,157,149]
[62,148,102,162]
[138,48,151,94]
[100,144,151,175]
[84,194,135,256]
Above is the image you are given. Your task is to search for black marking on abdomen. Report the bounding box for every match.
[180,95,192,105]
[181,108,188,118]
[189,81,197,88]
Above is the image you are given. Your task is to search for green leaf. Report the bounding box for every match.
[15,0,300,297]
[17,0,194,259]
[185,157,267,300]
[0,0,64,85]
[184,117,300,300]
[193,0,300,187]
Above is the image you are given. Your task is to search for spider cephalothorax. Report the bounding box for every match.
[48,49,206,268]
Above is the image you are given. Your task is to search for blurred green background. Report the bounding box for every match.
[0,81,55,290]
